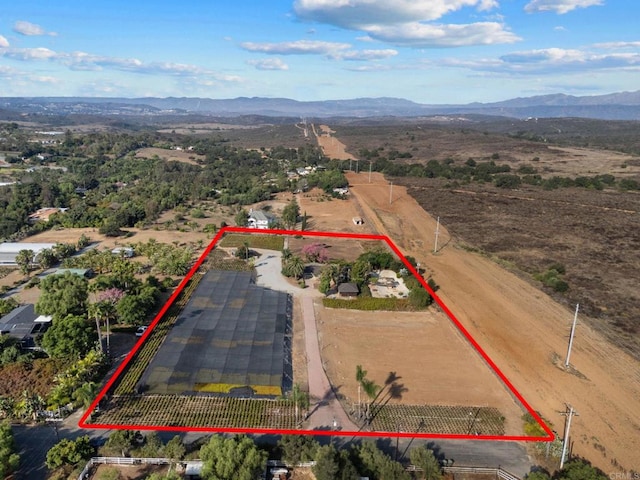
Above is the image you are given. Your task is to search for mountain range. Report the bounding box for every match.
[2,90,640,121]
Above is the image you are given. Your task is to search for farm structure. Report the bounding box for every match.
[137,270,292,397]
[0,242,56,266]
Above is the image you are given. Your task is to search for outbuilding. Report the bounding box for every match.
[0,243,56,266]
[338,282,359,297]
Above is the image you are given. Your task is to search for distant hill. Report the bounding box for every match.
[2,91,640,120]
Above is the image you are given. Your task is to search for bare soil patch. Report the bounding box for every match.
[315,304,525,436]
[313,124,356,160]
[135,147,204,165]
[343,171,640,471]
[296,188,367,233]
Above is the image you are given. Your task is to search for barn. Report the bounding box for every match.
[0,243,56,266]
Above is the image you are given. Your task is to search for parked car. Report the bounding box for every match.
[135,326,148,337]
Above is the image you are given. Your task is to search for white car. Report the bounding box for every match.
[135,326,148,337]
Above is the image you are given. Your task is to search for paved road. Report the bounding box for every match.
[254,250,356,432]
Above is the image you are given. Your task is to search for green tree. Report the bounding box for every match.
[37,248,58,270]
[234,208,249,226]
[281,198,300,229]
[45,436,94,470]
[72,381,99,409]
[409,445,443,480]
[278,435,318,465]
[15,249,34,276]
[162,435,186,462]
[282,255,305,279]
[199,435,267,480]
[105,430,137,457]
[0,297,18,317]
[408,286,432,308]
[354,440,410,480]
[40,315,97,359]
[0,422,20,478]
[116,291,156,326]
[36,272,89,319]
[313,445,340,480]
[554,459,607,480]
[139,431,163,458]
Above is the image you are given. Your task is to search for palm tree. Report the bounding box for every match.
[356,365,367,418]
[73,382,99,409]
[283,255,305,279]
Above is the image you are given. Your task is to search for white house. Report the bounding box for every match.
[247,209,276,229]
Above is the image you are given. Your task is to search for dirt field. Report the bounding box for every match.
[135,147,205,165]
[339,171,640,472]
[316,305,526,436]
[314,124,357,160]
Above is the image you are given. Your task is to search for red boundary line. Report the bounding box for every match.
[79,226,554,443]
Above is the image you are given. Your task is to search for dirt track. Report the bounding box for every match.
[345,171,640,472]
[314,126,639,469]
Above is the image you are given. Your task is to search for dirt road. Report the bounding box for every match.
[345,172,640,472]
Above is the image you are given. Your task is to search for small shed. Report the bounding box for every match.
[338,282,359,297]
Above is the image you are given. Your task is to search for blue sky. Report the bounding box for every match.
[0,0,638,103]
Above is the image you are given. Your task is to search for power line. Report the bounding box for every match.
[565,304,579,368]
[559,404,579,469]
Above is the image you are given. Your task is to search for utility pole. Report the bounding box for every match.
[369,161,372,182]
[560,404,578,469]
[565,304,579,368]
[434,217,440,253]
[389,182,393,204]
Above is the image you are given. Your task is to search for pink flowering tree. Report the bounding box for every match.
[301,243,329,263]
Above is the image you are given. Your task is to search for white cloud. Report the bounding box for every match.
[292,0,519,49]
[247,58,290,70]
[524,0,603,14]
[441,46,640,75]
[0,35,9,48]
[294,0,498,28]
[344,64,393,72]
[29,75,59,84]
[0,46,243,85]
[0,65,19,77]
[330,49,398,61]
[593,41,640,49]
[240,40,351,55]
[365,22,520,47]
[2,47,58,61]
[13,20,57,36]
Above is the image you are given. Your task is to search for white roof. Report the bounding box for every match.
[0,243,56,254]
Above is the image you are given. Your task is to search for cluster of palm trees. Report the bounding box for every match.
[355,365,407,427]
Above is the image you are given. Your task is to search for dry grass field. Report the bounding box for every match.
[134,147,205,165]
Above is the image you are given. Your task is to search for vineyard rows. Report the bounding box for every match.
[92,394,300,430]
[112,274,204,396]
[369,404,505,436]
